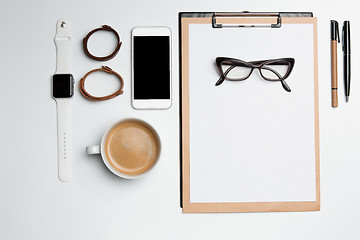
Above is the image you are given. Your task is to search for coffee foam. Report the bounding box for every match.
[104,120,160,176]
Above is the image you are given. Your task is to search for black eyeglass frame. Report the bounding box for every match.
[215,57,295,92]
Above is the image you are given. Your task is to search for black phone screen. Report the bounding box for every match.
[133,36,170,99]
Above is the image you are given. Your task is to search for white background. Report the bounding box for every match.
[1,0,360,239]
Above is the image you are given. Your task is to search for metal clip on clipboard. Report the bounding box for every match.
[211,12,313,28]
[212,12,282,28]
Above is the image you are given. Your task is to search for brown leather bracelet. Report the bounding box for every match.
[79,66,124,101]
[83,25,122,61]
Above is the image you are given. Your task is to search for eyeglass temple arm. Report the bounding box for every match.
[216,65,236,86]
[262,66,291,92]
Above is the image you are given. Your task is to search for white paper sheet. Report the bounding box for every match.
[188,23,316,203]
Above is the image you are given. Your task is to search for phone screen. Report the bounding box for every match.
[133,36,170,99]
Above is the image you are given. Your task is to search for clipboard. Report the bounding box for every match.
[179,12,320,213]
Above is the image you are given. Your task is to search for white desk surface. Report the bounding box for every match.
[1,0,359,239]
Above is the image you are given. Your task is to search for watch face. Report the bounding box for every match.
[52,74,74,98]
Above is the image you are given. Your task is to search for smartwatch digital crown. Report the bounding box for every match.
[52,19,74,182]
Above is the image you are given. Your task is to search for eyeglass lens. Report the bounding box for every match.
[260,62,290,81]
[220,62,251,80]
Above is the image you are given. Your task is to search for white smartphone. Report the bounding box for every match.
[131,27,172,109]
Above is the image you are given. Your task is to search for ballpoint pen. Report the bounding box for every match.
[331,20,339,107]
[342,21,351,102]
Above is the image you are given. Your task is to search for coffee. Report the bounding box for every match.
[104,120,160,176]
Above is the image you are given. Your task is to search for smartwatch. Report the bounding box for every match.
[52,19,74,182]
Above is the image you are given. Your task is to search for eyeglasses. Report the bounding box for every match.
[215,57,295,92]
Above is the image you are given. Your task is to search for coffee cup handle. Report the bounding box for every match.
[86,145,100,155]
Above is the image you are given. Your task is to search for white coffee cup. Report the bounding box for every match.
[86,119,161,179]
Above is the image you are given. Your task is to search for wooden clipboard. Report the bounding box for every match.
[180,12,320,213]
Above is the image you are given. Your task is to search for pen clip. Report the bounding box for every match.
[335,22,340,43]
[342,25,345,51]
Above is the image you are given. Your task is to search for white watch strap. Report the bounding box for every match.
[54,19,72,74]
[54,19,73,182]
[56,99,72,182]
